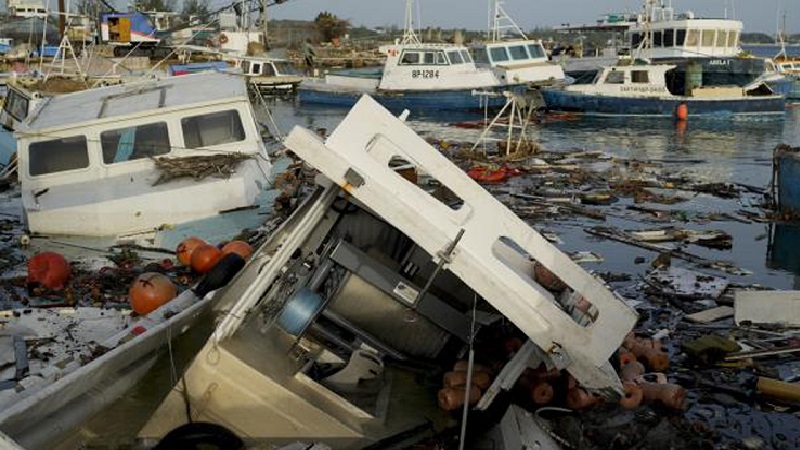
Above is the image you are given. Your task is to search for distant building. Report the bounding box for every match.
[7,0,47,19]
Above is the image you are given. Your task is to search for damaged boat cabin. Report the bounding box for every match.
[14,72,271,237]
[142,96,637,445]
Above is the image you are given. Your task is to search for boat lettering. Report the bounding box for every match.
[708,59,730,66]
[412,69,439,79]
[620,86,664,92]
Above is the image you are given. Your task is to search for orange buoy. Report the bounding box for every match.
[619,381,644,409]
[437,385,481,411]
[566,387,602,410]
[443,370,492,390]
[191,244,223,274]
[530,380,555,405]
[675,102,688,121]
[176,237,207,266]
[129,272,178,315]
[221,240,253,260]
[27,252,71,291]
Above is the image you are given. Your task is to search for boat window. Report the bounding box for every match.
[252,63,261,75]
[508,45,529,60]
[241,61,250,73]
[489,46,510,63]
[101,122,170,164]
[653,31,663,47]
[663,29,674,47]
[460,50,472,63]
[447,50,464,64]
[701,29,715,47]
[263,63,276,76]
[714,29,725,48]
[470,47,489,64]
[685,29,698,47]
[435,51,448,65]
[730,30,739,48]
[675,29,686,46]
[631,32,643,49]
[527,44,545,59]
[631,70,649,83]
[29,136,89,176]
[400,51,420,65]
[605,70,625,84]
[424,52,435,64]
[275,61,301,75]
[181,109,246,149]
[4,90,29,121]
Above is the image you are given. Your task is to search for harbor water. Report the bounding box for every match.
[265,98,800,290]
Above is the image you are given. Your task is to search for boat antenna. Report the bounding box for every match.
[401,0,421,45]
[489,0,527,41]
[775,1,787,59]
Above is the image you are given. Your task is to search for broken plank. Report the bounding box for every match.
[685,306,734,324]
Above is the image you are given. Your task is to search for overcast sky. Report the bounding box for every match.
[266,0,794,34]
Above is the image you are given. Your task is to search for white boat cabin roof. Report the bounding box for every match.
[22,72,248,133]
[592,63,675,86]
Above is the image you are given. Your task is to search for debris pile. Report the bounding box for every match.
[152,153,254,185]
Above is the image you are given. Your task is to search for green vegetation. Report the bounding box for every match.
[314,11,349,43]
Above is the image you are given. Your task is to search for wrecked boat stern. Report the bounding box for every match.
[284,95,638,394]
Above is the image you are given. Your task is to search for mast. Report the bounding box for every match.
[401,0,420,45]
[260,0,268,47]
[489,0,527,42]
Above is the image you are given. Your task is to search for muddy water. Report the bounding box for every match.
[264,99,800,290]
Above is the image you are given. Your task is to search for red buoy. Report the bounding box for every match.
[129,272,178,315]
[176,236,207,266]
[27,252,71,291]
[191,244,222,274]
[221,240,253,260]
[675,102,688,121]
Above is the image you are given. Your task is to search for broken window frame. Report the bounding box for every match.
[100,121,172,165]
[180,109,246,149]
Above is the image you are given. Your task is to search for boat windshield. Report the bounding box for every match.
[447,50,464,64]
[274,61,301,76]
[508,45,529,60]
[527,44,545,59]
[489,46,510,63]
[470,47,489,64]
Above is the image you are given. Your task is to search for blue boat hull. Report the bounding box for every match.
[776,146,800,217]
[298,85,522,112]
[541,89,786,117]
[787,77,800,101]
[765,77,795,98]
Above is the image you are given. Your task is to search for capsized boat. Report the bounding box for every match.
[298,43,525,111]
[139,95,637,446]
[542,62,786,117]
[13,72,272,238]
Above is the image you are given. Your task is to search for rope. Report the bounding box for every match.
[458,292,479,450]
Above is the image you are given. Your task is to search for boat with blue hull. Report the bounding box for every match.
[557,1,782,96]
[299,83,521,111]
[542,63,786,118]
[299,42,525,112]
[542,89,786,117]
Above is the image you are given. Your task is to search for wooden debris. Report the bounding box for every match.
[152,153,254,186]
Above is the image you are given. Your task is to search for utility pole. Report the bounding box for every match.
[260,0,268,48]
[59,0,66,39]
